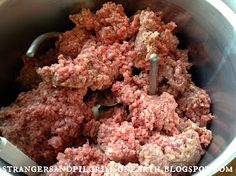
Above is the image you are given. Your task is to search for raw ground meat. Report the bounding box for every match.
[37,41,137,90]
[70,2,140,44]
[134,10,192,97]
[46,144,108,176]
[177,83,213,126]
[56,27,92,59]
[177,118,212,147]
[140,129,203,170]
[82,106,129,142]
[97,120,140,163]
[0,2,214,176]
[112,82,180,135]
[17,49,58,90]
[0,83,92,165]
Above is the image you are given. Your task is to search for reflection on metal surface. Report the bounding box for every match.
[0,0,8,6]
[26,32,61,58]
[149,53,159,95]
[207,0,236,29]
[162,3,192,31]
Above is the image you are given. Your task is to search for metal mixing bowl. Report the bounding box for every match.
[0,0,236,175]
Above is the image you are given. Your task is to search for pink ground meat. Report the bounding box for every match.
[112,82,180,135]
[134,10,179,71]
[0,2,214,175]
[56,27,92,59]
[134,10,192,98]
[97,120,140,163]
[82,106,129,141]
[177,83,213,126]
[140,129,203,169]
[17,49,58,90]
[70,2,139,44]
[47,144,108,176]
[0,83,91,165]
[177,118,212,147]
[37,41,137,90]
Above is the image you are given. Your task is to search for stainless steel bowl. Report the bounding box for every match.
[0,0,236,175]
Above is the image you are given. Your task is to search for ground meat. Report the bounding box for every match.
[127,72,149,93]
[0,83,91,165]
[0,2,214,174]
[37,41,137,90]
[17,49,58,90]
[177,118,212,147]
[134,10,178,71]
[145,129,203,168]
[99,106,130,123]
[70,2,140,44]
[139,144,167,168]
[56,27,92,59]
[46,144,108,176]
[82,119,101,139]
[134,10,192,98]
[97,120,140,163]
[82,106,129,142]
[157,55,191,97]
[177,83,213,126]
[105,161,170,176]
[112,82,180,135]
[134,127,151,145]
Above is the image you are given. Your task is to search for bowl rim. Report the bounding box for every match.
[194,0,236,175]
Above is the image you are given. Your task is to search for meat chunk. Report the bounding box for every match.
[139,144,167,168]
[134,127,150,145]
[82,106,129,141]
[124,71,149,93]
[112,82,180,134]
[134,10,191,98]
[46,144,108,176]
[0,83,91,165]
[144,129,203,168]
[17,49,58,90]
[177,83,213,126]
[56,27,92,59]
[70,2,140,44]
[97,120,140,163]
[105,161,170,176]
[134,10,178,71]
[38,41,137,90]
[99,105,130,124]
[178,118,212,147]
[158,55,191,97]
